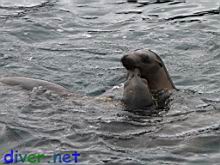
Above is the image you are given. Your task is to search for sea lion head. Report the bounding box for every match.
[121,49,175,91]
[123,68,153,110]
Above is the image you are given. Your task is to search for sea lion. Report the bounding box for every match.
[121,49,175,92]
[123,68,154,110]
[0,76,72,96]
[0,72,154,111]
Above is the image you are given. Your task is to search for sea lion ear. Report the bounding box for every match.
[155,59,163,67]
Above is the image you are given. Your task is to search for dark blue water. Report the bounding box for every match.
[0,0,220,164]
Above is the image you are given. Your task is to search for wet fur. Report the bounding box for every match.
[148,49,176,89]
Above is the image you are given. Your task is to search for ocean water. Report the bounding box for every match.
[0,0,220,164]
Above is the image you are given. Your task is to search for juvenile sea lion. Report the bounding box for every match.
[121,49,175,92]
[0,77,72,96]
[123,68,153,109]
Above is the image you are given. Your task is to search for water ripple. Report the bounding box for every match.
[0,0,220,164]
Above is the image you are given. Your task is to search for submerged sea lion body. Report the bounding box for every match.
[121,49,175,92]
[0,77,71,96]
[123,69,153,110]
[0,75,152,108]
[0,74,154,110]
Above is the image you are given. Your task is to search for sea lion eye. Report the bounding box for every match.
[141,55,150,63]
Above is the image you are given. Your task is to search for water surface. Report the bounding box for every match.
[0,0,220,164]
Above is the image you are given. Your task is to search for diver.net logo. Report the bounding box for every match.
[0,148,80,164]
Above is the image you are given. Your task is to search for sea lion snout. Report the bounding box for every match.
[121,54,137,70]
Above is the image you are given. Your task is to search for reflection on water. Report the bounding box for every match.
[0,0,220,164]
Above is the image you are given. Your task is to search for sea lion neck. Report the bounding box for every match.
[143,69,174,91]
